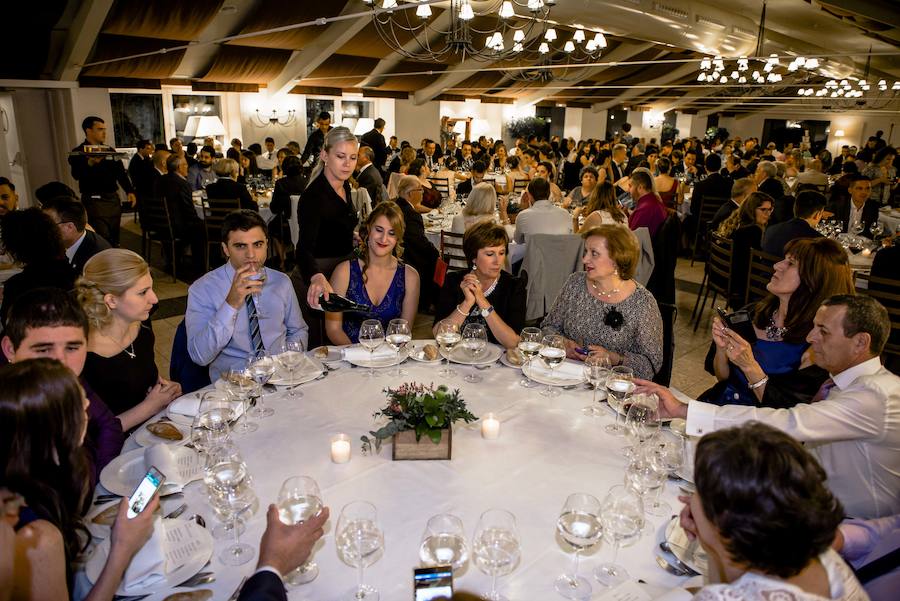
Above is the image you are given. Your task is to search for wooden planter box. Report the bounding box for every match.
[392,428,452,460]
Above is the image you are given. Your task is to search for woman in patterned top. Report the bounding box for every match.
[541,224,662,379]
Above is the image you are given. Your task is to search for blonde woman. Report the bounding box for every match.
[77,249,181,430]
[451,182,498,233]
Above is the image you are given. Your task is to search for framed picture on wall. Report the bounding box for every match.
[110,93,164,148]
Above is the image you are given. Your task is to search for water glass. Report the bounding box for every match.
[472,509,521,601]
[221,369,258,434]
[436,320,461,378]
[385,318,411,377]
[555,493,603,599]
[336,501,384,601]
[462,322,488,383]
[622,393,660,459]
[582,352,610,416]
[191,392,233,453]
[246,351,276,418]
[605,366,634,435]
[419,514,469,571]
[277,476,324,586]
[359,319,385,378]
[277,341,306,398]
[517,326,543,388]
[594,485,644,586]
[539,334,566,398]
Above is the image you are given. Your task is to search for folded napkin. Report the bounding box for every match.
[144,444,179,485]
[342,346,398,362]
[272,353,321,381]
[122,516,167,592]
[527,359,584,381]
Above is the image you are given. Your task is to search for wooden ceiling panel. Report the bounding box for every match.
[337,23,397,59]
[229,0,350,49]
[199,46,293,84]
[80,35,186,79]
[102,0,224,41]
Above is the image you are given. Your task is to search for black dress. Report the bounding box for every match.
[434,270,527,345]
[270,174,306,242]
[82,323,159,417]
[295,173,358,283]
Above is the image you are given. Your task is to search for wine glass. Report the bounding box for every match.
[247,351,276,418]
[870,221,885,239]
[221,369,258,434]
[462,323,488,383]
[336,501,384,601]
[517,327,543,388]
[435,320,461,378]
[472,509,521,601]
[582,352,611,416]
[248,266,267,317]
[852,220,866,235]
[206,446,255,564]
[277,476,324,586]
[624,447,668,518]
[204,441,248,540]
[419,514,469,571]
[622,393,660,459]
[605,366,634,435]
[646,430,686,517]
[276,340,306,398]
[385,318,411,377]
[538,334,566,398]
[359,319,385,378]
[191,392,233,453]
[555,493,603,599]
[594,485,644,586]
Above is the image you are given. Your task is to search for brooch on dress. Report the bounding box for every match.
[604,307,625,330]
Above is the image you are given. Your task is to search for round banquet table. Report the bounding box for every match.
[96,348,691,600]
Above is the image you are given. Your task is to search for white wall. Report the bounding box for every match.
[69,87,113,145]
[395,98,441,145]
[582,108,608,138]
[563,107,583,140]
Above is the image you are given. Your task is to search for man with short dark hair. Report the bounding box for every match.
[355,146,384,206]
[300,112,332,166]
[513,177,572,243]
[456,160,486,196]
[187,145,217,191]
[826,174,880,237]
[360,117,388,177]
[422,139,440,171]
[761,190,826,256]
[0,177,18,217]
[458,141,475,173]
[67,116,136,246]
[693,153,733,222]
[128,139,155,204]
[154,154,205,272]
[673,149,706,183]
[41,197,111,273]
[643,294,900,519]
[628,168,667,237]
[257,137,278,178]
[187,210,308,380]
[1,288,124,485]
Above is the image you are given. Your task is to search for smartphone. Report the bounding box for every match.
[126,466,165,519]
[715,307,758,344]
[413,566,453,601]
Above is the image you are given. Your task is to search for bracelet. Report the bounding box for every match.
[455,304,469,317]
[748,376,769,390]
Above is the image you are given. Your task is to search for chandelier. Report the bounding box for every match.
[251,109,297,127]
[361,0,606,67]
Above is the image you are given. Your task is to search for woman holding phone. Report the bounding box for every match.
[1,359,159,601]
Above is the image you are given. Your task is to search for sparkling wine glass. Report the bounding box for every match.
[582,352,611,416]
[605,366,634,435]
[247,351,276,418]
[191,392,233,453]
[517,326,543,388]
[436,320,461,378]
[555,493,603,599]
[625,448,668,518]
[419,513,469,571]
[277,340,306,398]
[336,501,384,601]
[462,322,488,383]
[359,319,385,378]
[622,393,660,459]
[221,369,258,434]
[539,334,566,398]
[472,508,521,601]
[385,318,411,377]
[594,485,644,586]
[277,476,324,586]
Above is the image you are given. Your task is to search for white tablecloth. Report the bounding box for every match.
[100,356,688,600]
[879,208,900,235]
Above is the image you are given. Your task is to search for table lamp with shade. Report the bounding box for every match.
[184,115,226,146]
[353,118,375,137]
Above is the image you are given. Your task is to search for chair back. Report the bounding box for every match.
[520,234,585,321]
[652,303,677,386]
[744,248,780,306]
[647,212,682,305]
[428,177,451,201]
[512,178,528,194]
[141,196,174,241]
[204,198,240,270]
[854,272,900,365]
[706,233,733,298]
[439,230,467,269]
[691,195,730,262]
[170,319,211,394]
[289,195,301,246]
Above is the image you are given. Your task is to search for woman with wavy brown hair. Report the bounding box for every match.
[574,181,627,232]
[325,201,420,345]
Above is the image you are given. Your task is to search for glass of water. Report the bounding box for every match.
[472,509,521,601]
[462,322,488,383]
[436,320,461,378]
[277,341,306,398]
[277,476,324,586]
[594,485,644,586]
[582,352,611,416]
[358,319,385,378]
[246,351,276,418]
[538,334,566,398]
[517,327,543,388]
[419,513,469,571]
[605,366,634,435]
[555,493,603,599]
[385,318,411,377]
[336,501,384,601]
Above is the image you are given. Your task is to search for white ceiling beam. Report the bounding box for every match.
[55,0,114,81]
[359,11,454,88]
[590,60,696,112]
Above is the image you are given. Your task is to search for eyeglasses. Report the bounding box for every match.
[757,207,774,213]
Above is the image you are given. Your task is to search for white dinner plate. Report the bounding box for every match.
[344,348,409,368]
[521,360,585,386]
[85,520,213,596]
[133,420,191,447]
[408,340,443,364]
[100,447,202,497]
[498,351,524,369]
[166,389,240,426]
[443,343,503,366]
[268,355,325,385]
[308,346,342,364]
[662,517,707,574]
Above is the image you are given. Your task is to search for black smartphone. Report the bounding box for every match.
[716,307,758,344]
[126,466,165,519]
[414,566,453,601]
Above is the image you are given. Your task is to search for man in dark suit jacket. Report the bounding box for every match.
[237,504,329,601]
[754,160,791,224]
[396,176,440,310]
[710,177,756,234]
[456,160,487,197]
[41,196,111,274]
[359,118,387,177]
[694,154,733,214]
[154,154,205,271]
[762,190,826,256]
[825,174,881,238]
[355,146,385,207]
[128,139,155,203]
[204,158,255,210]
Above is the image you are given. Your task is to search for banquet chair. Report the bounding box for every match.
[140,196,179,282]
[170,319,211,394]
[854,272,900,373]
[428,177,451,201]
[690,195,730,265]
[744,248,780,306]
[647,212,682,306]
[653,303,677,386]
[512,178,529,194]
[691,233,732,331]
[520,234,584,322]
[203,197,240,271]
[440,230,467,270]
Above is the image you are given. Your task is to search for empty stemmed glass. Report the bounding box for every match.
[359,319,385,378]
[472,509,521,601]
[622,393,660,459]
[625,446,668,518]
[582,352,611,416]
[336,501,384,601]
[385,318,411,377]
[435,320,461,378]
[555,493,603,599]
[277,476,325,586]
[539,334,566,398]
[605,366,634,435]
[419,513,469,571]
[462,323,488,383]
[248,265,267,317]
[191,391,233,453]
[594,485,644,587]
[221,369,258,434]
[517,326,543,388]
[247,351,276,418]
[277,340,306,398]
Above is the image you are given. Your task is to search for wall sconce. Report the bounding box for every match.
[252,109,297,127]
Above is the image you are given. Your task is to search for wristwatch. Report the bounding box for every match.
[480,305,495,318]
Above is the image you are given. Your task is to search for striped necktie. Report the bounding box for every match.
[246,295,265,355]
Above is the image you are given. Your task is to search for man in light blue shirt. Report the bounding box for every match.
[187,210,307,381]
[187,145,217,191]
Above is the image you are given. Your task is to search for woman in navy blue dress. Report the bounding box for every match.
[325,201,421,344]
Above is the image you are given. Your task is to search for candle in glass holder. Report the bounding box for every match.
[331,434,351,463]
[861,248,871,257]
[481,413,500,439]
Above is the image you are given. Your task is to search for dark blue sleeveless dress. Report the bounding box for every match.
[341,259,406,343]
[709,339,808,406]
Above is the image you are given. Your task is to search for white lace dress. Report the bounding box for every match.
[693,550,869,601]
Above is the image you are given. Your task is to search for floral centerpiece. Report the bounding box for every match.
[361,383,477,459]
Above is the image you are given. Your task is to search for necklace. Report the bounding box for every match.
[100,329,137,359]
[766,314,788,341]
[474,271,500,297]
[589,279,621,299]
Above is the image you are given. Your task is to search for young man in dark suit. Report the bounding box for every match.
[359,117,388,178]
[41,197,111,274]
[826,174,881,238]
[355,146,385,207]
[762,190,826,257]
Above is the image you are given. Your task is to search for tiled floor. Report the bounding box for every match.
[149,253,719,399]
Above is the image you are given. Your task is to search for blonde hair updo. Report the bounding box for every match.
[75,249,150,330]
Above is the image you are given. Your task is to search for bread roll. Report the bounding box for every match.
[146,421,183,441]
[91,504,118,526]
[423,344,439,361]
[506,348,524,366]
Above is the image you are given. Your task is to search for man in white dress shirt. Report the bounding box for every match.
[639,294,900,520]
[257,137,278,178]
[512,177,573,244]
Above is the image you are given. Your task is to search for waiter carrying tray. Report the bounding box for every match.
[68,116,136,247]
